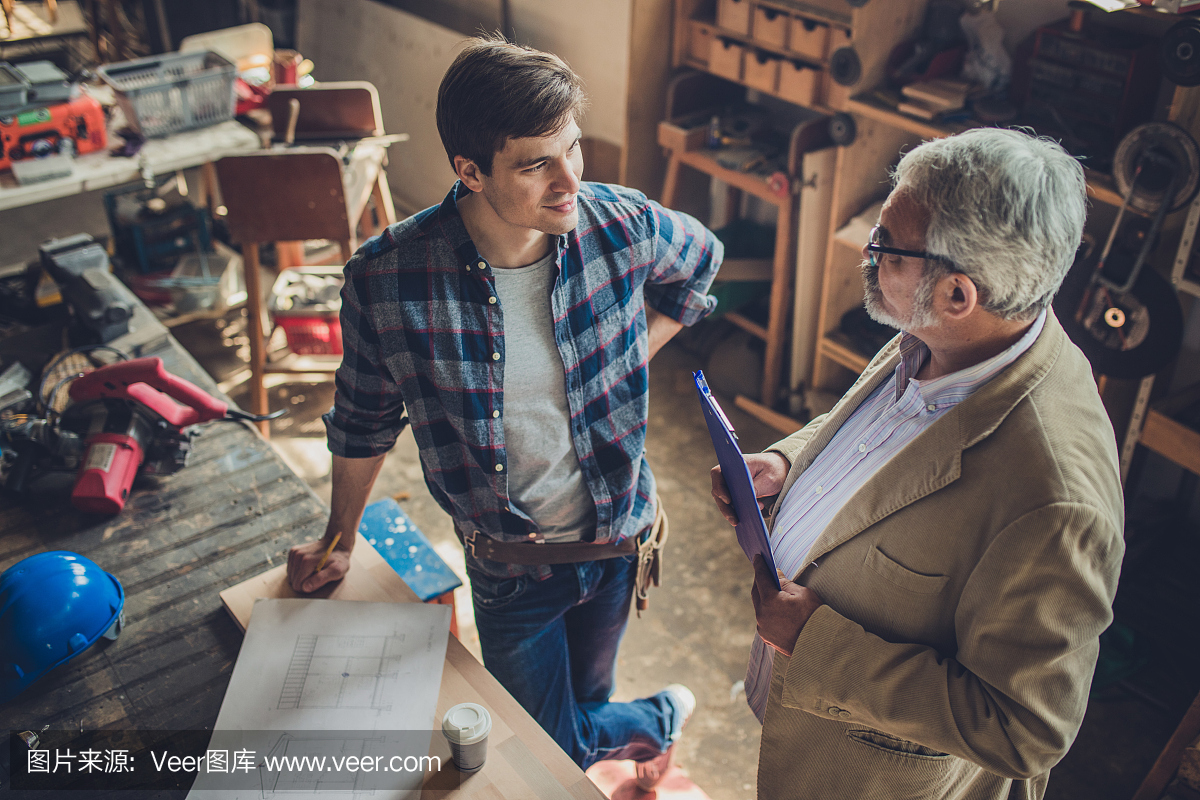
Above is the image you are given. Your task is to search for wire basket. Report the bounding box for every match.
[98,51,236,138]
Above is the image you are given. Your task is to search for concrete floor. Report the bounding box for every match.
[166,309,1198,800]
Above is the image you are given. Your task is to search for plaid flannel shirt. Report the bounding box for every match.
[323,181,722,578]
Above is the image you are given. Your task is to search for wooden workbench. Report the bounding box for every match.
[0,284,604,799]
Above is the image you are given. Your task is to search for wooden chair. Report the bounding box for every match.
[214,82,401,435]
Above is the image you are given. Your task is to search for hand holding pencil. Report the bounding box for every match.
[286,530,351,594]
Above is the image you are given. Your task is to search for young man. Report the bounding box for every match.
[712,128,1123,799]
[286,37,722,784]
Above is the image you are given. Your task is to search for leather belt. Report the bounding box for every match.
[459,497,669,614]
[461,528,638,564]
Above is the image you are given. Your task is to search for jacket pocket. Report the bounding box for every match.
[865,545,950,594]
[846,729,950,760]
[841,729,964,800]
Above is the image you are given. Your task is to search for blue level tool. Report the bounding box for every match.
[357,497,462,602]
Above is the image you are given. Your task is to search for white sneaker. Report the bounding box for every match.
[634,684,695,790]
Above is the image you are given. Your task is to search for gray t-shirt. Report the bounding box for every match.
[492,252,595,542]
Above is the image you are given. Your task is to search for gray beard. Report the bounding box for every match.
[860,259,939,332]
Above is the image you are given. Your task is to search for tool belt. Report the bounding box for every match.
[461,498,669,615]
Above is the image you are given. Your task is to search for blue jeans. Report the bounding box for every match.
[468,555,684,769]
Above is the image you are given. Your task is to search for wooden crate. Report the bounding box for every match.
[744,49,781,93]
[779,59,818,106]
[789,16,829,62]
[752,5,788,48]
[710,37,745,82]
[717,0,751,34]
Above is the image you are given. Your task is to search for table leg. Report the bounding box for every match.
[276,242,304,269]
[662,154,681,209]
[197,161,220,217]
[243,243,270,437]
[372,171,397,227]
[724,185,742,228]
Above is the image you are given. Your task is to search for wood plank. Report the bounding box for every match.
[1140,409,1200,476]
[674,149,782,203]
[820,332,872,374]
[735,394,803,434]
[725,311,769,341]
[219,538,419,630]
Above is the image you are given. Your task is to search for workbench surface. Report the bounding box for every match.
[0,291,328,792]
[0,285,607,800]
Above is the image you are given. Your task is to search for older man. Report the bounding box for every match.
[712,128,1124,799]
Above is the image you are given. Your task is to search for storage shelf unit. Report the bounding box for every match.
[672,0,927,114]
[659,69,831,408]
[667,0,1178,410]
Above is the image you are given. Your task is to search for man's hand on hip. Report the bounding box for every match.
[752,554,823,656]
[287,535,352,593]
[710,451,790,526]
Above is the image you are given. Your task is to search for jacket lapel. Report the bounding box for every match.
[776,314,1068,573]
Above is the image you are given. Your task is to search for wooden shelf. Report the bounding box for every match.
[704,24,829,68]
[679,55,838,115]
[844,94,969,140]
[817,331,871,375]
[845,94,1141,213]
[666,145,785,203]
[750,0,851,28]
[264,352,341,374]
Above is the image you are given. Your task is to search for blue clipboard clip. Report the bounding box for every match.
[694,370,782,591]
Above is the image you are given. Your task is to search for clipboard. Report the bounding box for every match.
[694,370,781,591]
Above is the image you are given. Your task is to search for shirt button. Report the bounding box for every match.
[839,710,851,719]
[858,443,866,453]
[495,463,504,472]
[488,296,497,304]
[827,706,842,717]
[814,485,823,494]
[492,410,500,418]
[477,261,486,270]
[492,352,500,361]
[926,403,936,412]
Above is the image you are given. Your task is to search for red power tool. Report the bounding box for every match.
[64,357,282,514]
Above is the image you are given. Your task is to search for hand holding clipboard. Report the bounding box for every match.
[694,370,783,591]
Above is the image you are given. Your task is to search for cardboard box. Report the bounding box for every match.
[752,6,788,49]
[779,59,818,106]
[789,16,829,61]
[744,50,781,93]
[717,0,751,34]
[710,38,745,82]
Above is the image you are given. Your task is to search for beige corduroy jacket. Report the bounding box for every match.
[755,313,1124,800]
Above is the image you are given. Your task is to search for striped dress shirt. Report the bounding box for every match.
[745,310,1047,722]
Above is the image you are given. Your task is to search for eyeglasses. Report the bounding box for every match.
[865,225,954,269]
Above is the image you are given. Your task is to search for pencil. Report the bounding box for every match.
[316,532,342,571]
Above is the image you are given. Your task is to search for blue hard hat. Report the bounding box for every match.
[0,551,125,704]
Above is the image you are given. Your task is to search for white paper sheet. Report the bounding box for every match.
[187,598,451,799]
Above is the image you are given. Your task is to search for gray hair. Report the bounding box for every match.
[891,127,1087,320]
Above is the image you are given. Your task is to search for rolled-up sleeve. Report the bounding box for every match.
[644,201,722,326]
[322,257,408,458]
